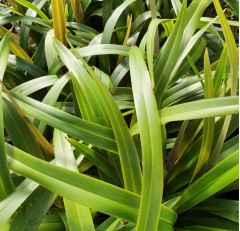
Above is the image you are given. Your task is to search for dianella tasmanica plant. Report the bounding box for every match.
[0,0,238,230]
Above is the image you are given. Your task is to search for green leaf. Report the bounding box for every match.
[213,0,238,97]
[0,25,32,63]
[11,75,59,96]
[0,179,38,227]
[160,96,239,124]
[19,0,48,52]
[146,19,169,88]
[55,38,111,126]
[174,151,239,213]
[3,97,45,159]
[176,217,238,230]
[0,32,10,81]
[71,75,97,122]
[15,0,50,22]
[213,45,228,96]
[206,0,239,169]
[53,130,94,231]
[218,135,238,162]
[90,73,142,193]
[96,217,119,231]
[76,44,130,57]
[193,198,239,222]
[10,92,118,153]
[100,0,136,73]
[154,0,187,105]
[171,0,182,15]
[166,121,189,178]
[36,73,70,134]
[10,186,56,231]
[53,38,142,194]
[68,138,120,182]
[129,46,163,230]
[37,214,65,231]
[6,143,177,226]
[224,0,239,16]
[8,55,47,77]
[0,32,14,200]
[45,30,59,70]
[191,49,214,181]
[170,17,217,85]
[110,57,129,86]
[0,15,52,28]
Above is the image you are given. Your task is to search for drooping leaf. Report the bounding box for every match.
[6,143,177,227]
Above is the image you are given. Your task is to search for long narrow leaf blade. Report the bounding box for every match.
[160,96,238,124]
[191,49,214,180]
[213,0,238,96]
[53,39,142,194]
[10,186,56,231]
[0,32,14,199]
[8,92,118,153]
[0,179,38,226]
[129,46,163,230]
[68,138,120,182]
[53,130,94,231]
[70,0,83,22]
[174,151,239,213]
[15,0,50,22]
[206,0,239,169]
[52,0,66,45]
[6,143,177,226]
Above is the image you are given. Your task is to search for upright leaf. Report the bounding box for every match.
[207,0,239,169]
[53,130,94,231]
[0,32,14,200]
[154,0,187,106]
[191,49,214,181]
[70,0,83,22]
[100,0,136,73]
[52,0,67,45]
[19,0,48,52]
[129,47,163,230]
[213,0,238,96]
[45,30,59,70]
[53,39,142,194]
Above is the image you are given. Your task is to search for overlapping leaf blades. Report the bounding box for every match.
[0,0,238,230]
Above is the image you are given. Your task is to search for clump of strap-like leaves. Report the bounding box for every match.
[0,0,238,230]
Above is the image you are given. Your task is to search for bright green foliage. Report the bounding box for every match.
[0,32,14,200]
[0,0,238,230]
